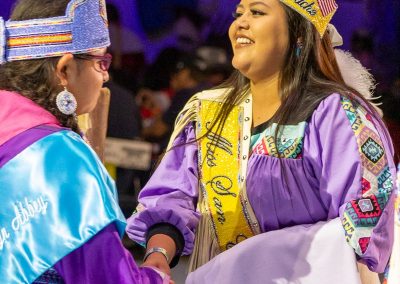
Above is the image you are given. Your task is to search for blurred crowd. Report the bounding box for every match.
[104,3,234,212]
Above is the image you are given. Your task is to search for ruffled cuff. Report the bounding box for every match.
[126,207,199,255]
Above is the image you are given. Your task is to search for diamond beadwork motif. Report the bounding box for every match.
[361,137,384,163]
[358,199,374,213]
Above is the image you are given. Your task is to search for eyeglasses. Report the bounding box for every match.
[74,53,112,71]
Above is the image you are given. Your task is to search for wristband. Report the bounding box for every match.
[143,247,170,263]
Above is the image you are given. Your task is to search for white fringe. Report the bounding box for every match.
[334,49,382,115]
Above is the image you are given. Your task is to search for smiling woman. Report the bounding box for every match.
[125,0,397,283]
[229,0,289,85]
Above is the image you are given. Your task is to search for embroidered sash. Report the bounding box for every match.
[197,100,256,252]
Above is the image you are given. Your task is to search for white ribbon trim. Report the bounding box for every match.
[327,24,343,47]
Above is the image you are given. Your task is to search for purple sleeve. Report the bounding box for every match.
[304,94,396,273]
[54,223,167,284]
[126,123,201,255]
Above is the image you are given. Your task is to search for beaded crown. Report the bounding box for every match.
[0,0,109,64]
[280,0,338,37]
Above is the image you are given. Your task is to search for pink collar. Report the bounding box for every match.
[0,90,61,146]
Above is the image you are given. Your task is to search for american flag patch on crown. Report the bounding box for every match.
[317,0,338,16]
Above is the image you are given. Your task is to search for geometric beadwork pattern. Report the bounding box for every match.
[344,196,382,227]
[359,128,386,175]
[340,96,394,256]
[8,33,72,48]
[251,122,306,159]
[359,237,371,254]
[362,178,371,195]
[358,198,375,213]
[341,97,363,134]
[378,166,394,193]
[362,137,384,163]
[363,170,379,196]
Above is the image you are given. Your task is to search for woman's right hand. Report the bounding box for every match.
[143,234,177,283]
[142,252,171,276]
[142,254,175,284]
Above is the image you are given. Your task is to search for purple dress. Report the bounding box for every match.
[127,93,396,273]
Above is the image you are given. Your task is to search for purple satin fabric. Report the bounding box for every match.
[54,223,166,284]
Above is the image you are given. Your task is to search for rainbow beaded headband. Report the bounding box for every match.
[0,0,109,64]
[280,0,338,37]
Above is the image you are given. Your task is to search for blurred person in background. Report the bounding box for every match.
[107,3,145,92]
[141,52,215,150]
[105,78,143,210]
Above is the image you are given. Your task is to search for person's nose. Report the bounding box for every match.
[236,12,250,30]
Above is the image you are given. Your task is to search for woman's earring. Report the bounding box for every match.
[296,39,303,57]
[56,87,77,115]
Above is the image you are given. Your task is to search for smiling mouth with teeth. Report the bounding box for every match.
[237,37,254,44]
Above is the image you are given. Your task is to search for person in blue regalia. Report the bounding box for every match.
[0,0,171,283]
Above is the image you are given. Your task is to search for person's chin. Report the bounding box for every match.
[77,105,94,115]
[233,63,250,77]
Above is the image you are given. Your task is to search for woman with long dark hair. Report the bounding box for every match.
[0,0,170,283]
[127,0,397,282]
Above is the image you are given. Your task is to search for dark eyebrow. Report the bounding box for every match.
[250,1,271,8]
[236,1,271,9]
